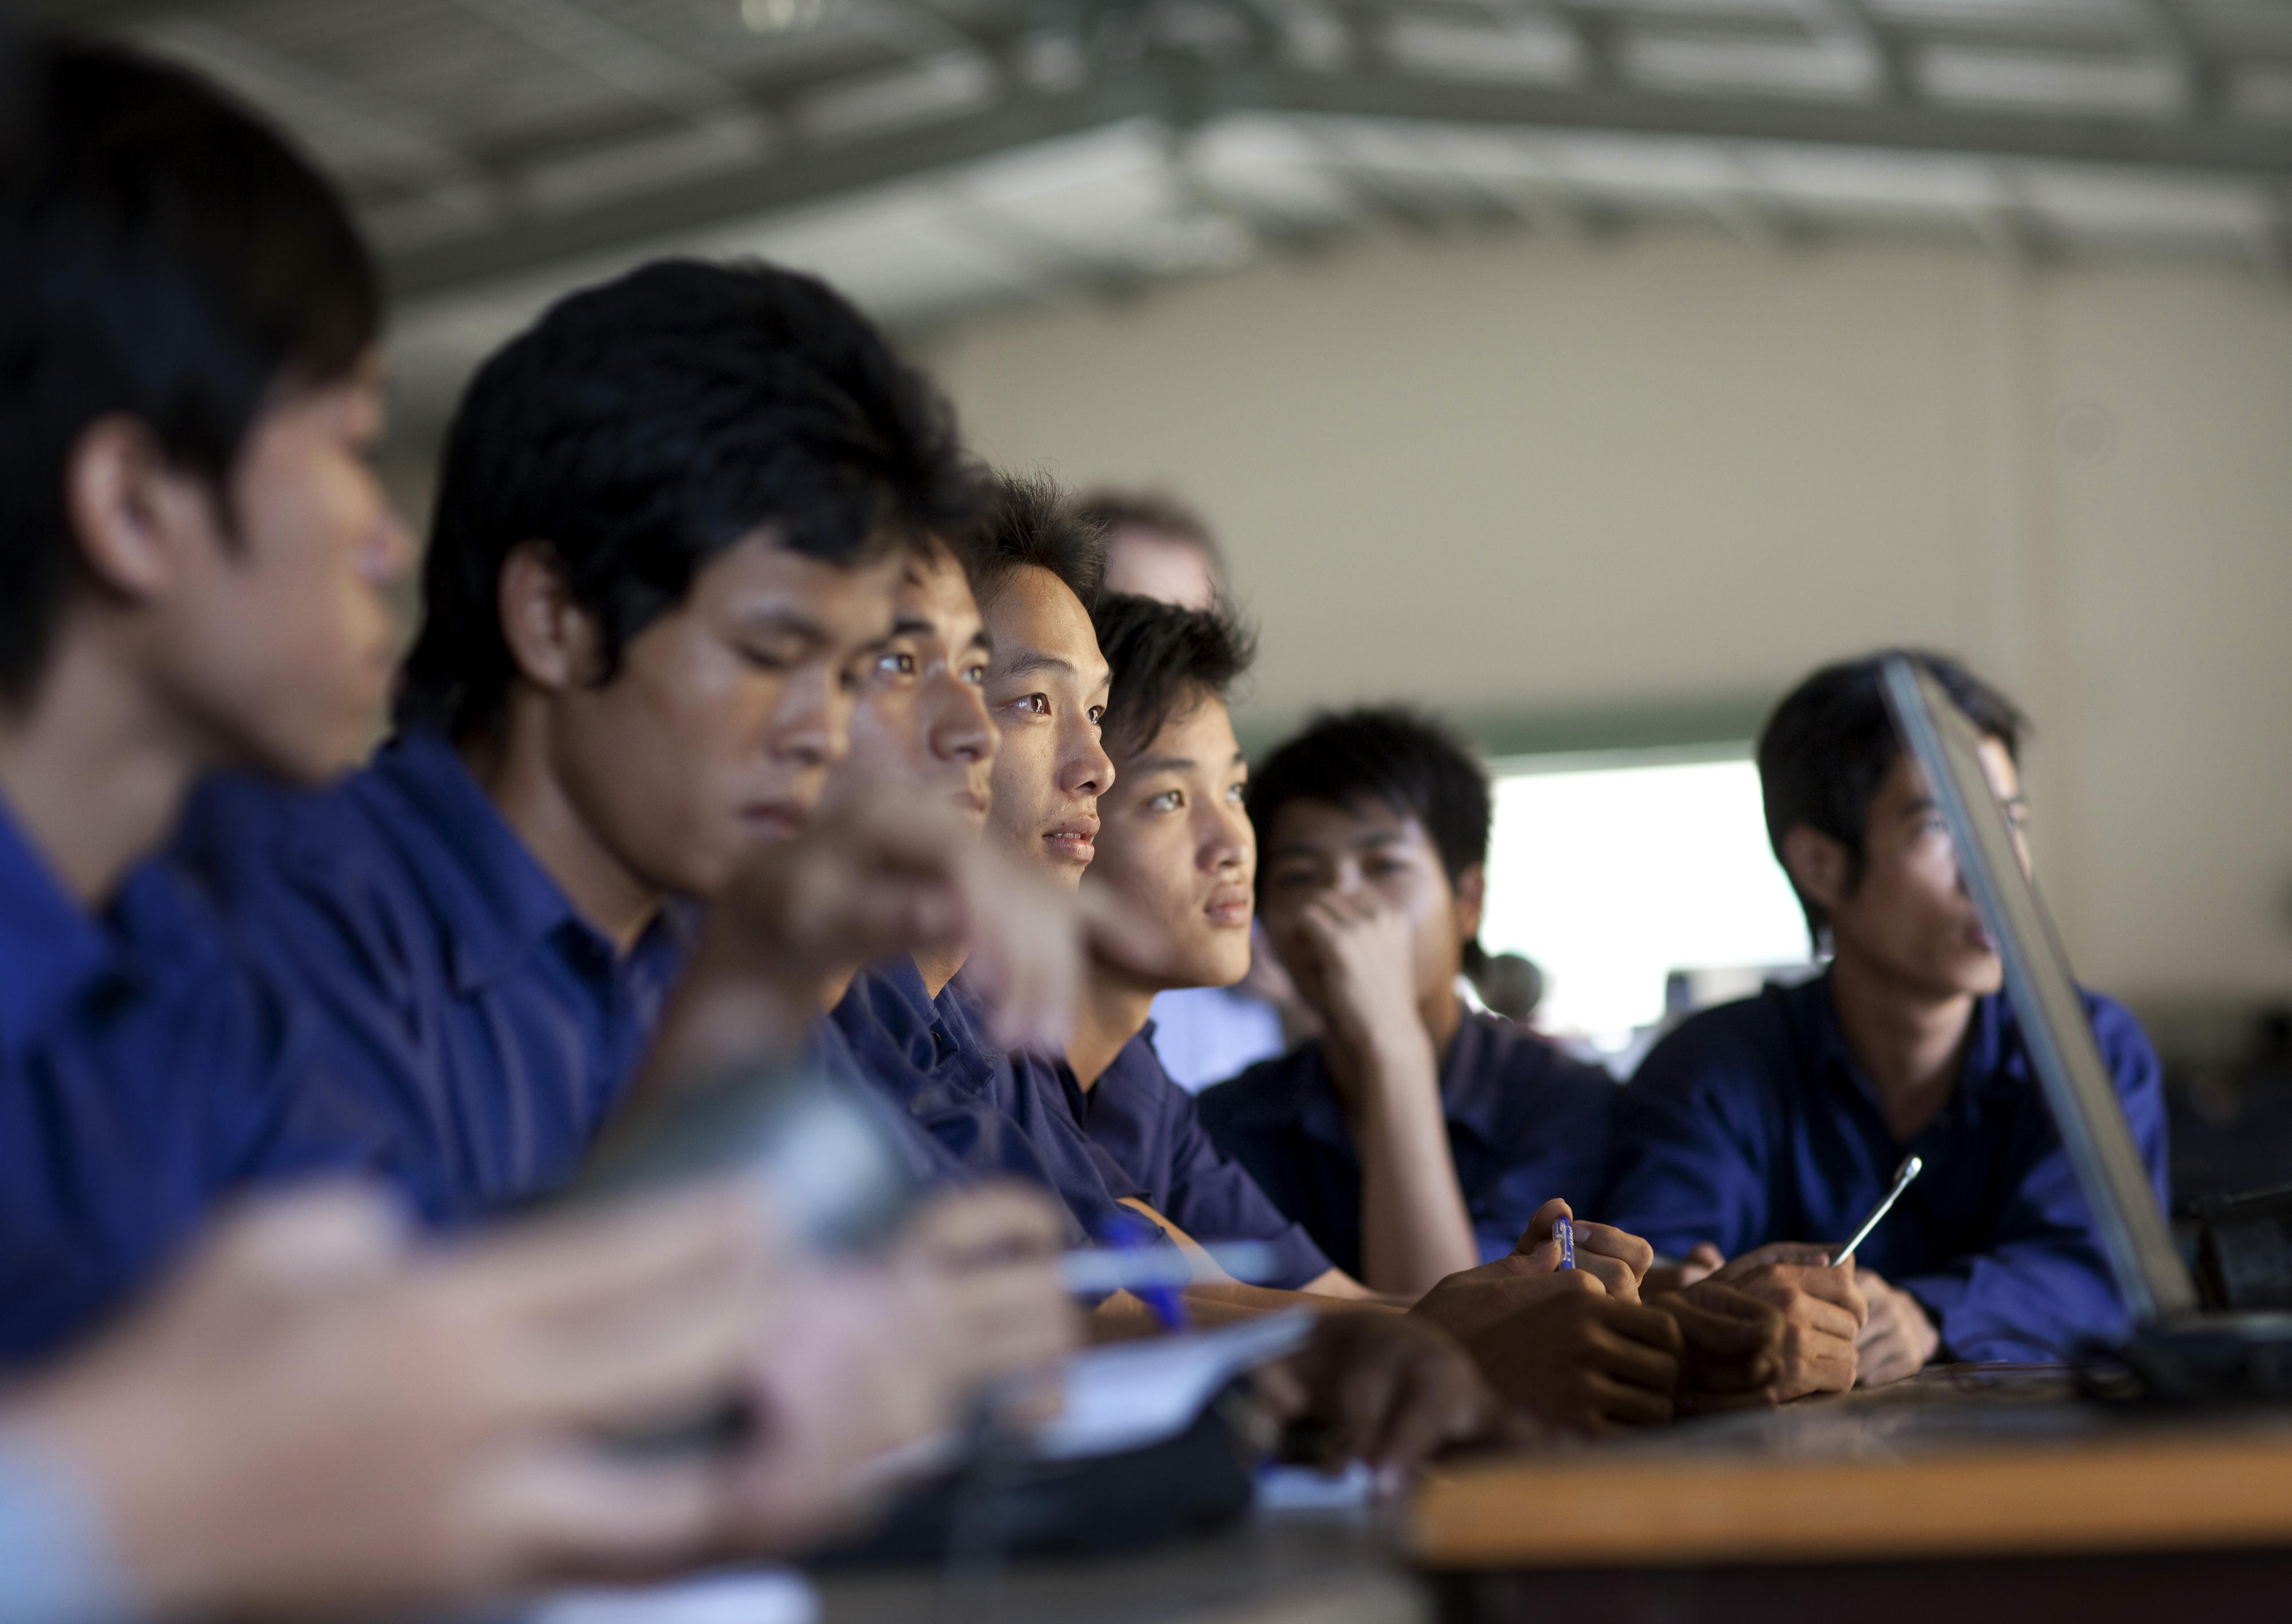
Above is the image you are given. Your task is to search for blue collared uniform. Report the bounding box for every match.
[1029,1027,1332,1289]
[171,731,692,1222]
[1198,1011,1620,1277]
[0,799,383,1362]
[829,960,1135,1244]
[1603,972,2169,1360]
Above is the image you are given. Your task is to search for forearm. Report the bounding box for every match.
[1344,1033,1478,1297]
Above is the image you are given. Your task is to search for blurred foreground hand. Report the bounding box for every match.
[11,1179,779,1618]
[653,785,1165,1080]
[721,1183,1079,1548]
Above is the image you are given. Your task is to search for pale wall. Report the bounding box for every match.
[919,227,2292,1006]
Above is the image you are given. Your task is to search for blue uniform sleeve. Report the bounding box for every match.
[1601,1018,1780,1261]
[1156,1086,1333,1290]
[1898,997,2168,1361]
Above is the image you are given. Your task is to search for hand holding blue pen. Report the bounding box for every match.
[1096,1210,1190,1330]
[1555,1216,1575,1270]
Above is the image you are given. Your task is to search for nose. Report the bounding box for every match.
[928,672,996,768]
[368,504,418,587]
[1060,719,1115,799]
[771,664,842,770]
[1201,799,1253,876]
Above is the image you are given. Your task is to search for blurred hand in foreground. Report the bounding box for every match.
[12,1179,780,1617]
[654,786,1163,1081]
[721,1182,1078,1548]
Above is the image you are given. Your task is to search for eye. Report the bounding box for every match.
[1086,705,1105,727]
[1148,789,1182,813]
[961,661,987,687]
[876,650,917,678]
[1010,693,1049,717]
[739,645,793,673]
[1225,781,1246,804]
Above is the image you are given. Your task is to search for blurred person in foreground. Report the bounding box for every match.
[0,34,1073,1614]
[1606,652,2169,1381]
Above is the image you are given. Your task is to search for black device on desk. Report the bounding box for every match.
[1881,658,2292,1403]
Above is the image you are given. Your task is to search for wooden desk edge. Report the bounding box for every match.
[1407,1431,2292,1569]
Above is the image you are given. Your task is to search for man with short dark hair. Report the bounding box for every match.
[0,37,835,1610]
[173,257,968,1222]
[1606,650,2170,1378]
[1199,708,1618,1297]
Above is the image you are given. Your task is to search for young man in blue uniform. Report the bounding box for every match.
[0,37,922,1607]
[822,487,1147,1245]
[169,257,967,1223]
[1059,593,1351,1295]
[1198,709,1621,1295]
[1606,652,2171,1378]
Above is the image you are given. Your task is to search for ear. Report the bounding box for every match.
[496,540,595,694]
[1451,861,1486,945]
[1780,824,1851,918]
[63,416,219,602]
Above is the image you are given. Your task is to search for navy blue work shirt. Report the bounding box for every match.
[1034,1027,1332,1289]
[1198,1010,1621,1280]
[0,797,384,1362]
[171,730,693,1222]
[1603,972,2170,1361]
[829,960,1135,1244]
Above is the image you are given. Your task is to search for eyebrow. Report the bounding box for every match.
[734,606,831,646]
[888,614,936,638]
[996,650,1074,682]
[966,629,992,654]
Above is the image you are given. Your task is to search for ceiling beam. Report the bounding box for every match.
[386,54,2292,305]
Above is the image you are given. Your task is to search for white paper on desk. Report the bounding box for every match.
[528,1569,817,1624]
[1027,1307,1317,1461]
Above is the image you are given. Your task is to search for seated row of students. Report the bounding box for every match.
[0,31,2167,1622]
[0,36,1693,1616]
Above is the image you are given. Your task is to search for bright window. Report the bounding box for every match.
[1478,746,1813,1051]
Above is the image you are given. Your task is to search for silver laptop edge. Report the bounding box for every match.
[1879,657,2196,1327]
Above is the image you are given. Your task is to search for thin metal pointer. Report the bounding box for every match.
[1831,1154,1924,1266]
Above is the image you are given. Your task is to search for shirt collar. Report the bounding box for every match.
[0,793,113,1060]
[354,731,591,992]
[1805,968,2019,1119]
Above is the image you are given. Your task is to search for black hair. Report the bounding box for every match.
[1078,487,1226,579]
[397,257,976,740]
[0,38,380,699]
[957,471,1104,614]
[1248,705,1493,971]
[1757,648,2028,947]
[1090,593,1257,762]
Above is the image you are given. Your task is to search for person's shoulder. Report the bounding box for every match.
[1631,981,1814,1101]
[1196,1040,1321,1129]
[1470,1012,1613,1090]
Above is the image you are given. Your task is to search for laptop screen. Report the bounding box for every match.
[1879,657,2196,1326]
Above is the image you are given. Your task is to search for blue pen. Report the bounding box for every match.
[1555,1216,1576,1269]
[1097,1211,1190,1330]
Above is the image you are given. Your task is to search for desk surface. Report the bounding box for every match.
[1408,1364,2292,1569]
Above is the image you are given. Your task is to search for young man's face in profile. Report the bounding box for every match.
[1088,693,1253,991]
[830,543,995,828]
[1259,798,1482,1012]
[978,565,1112,888]
[537,535,898,901]
[170,360,415,783]
[1823,737,2026,999]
